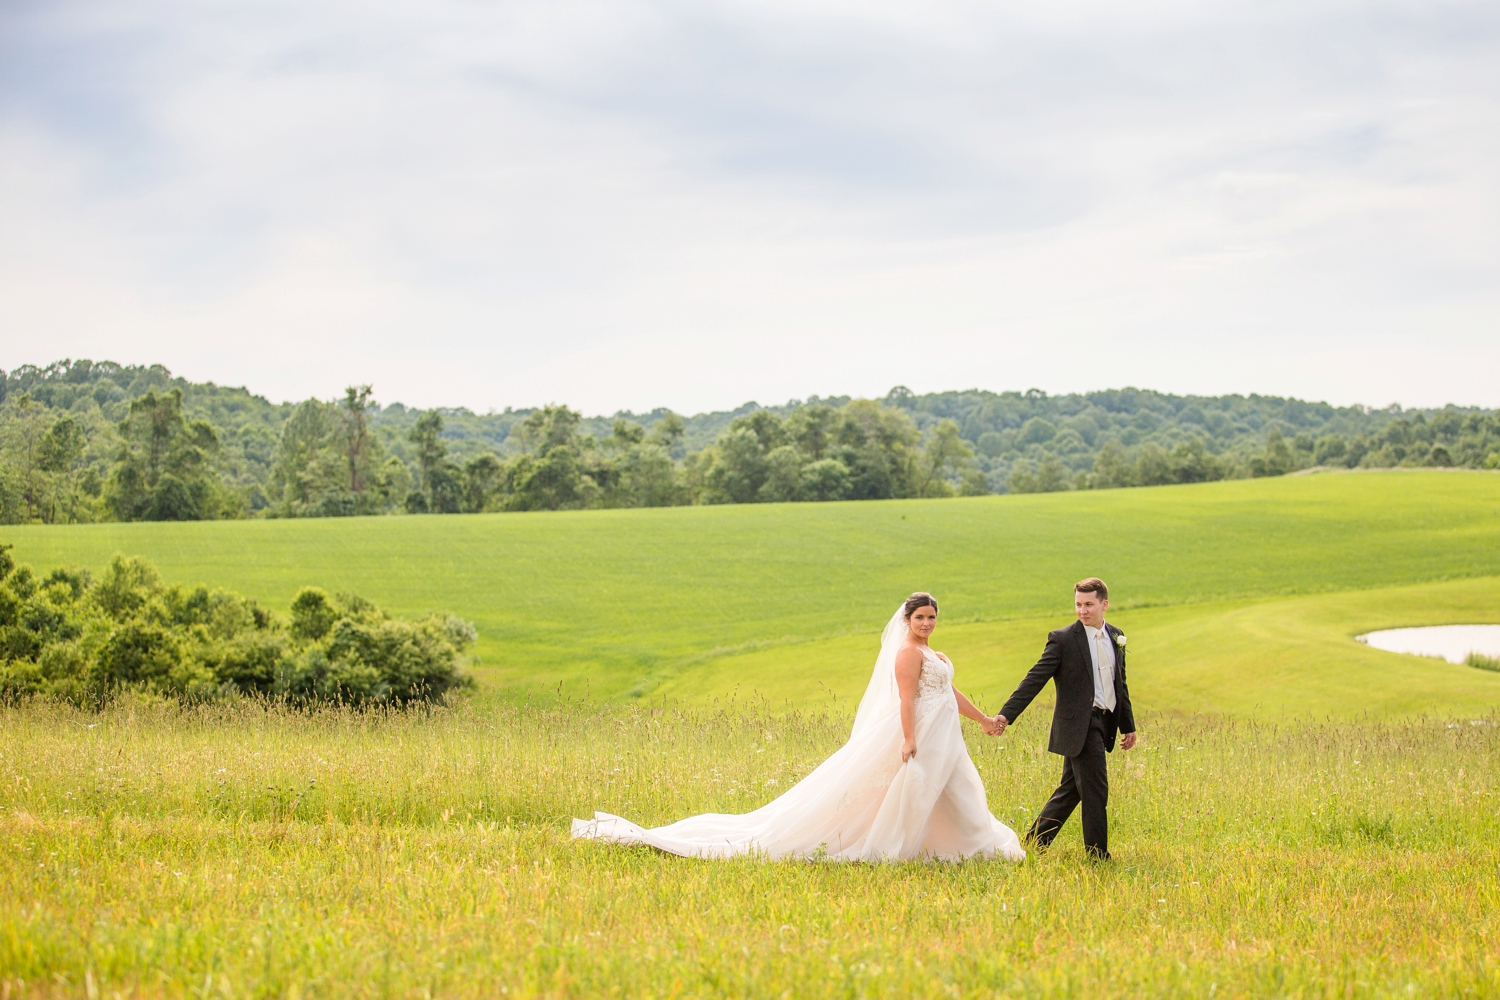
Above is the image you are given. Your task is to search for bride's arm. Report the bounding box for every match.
[951,686,991,726]
[895,647,922,762]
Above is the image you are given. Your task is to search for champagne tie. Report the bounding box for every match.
[1096,631,1115,712]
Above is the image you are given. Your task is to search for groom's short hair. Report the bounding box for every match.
[1075,577,1108,601]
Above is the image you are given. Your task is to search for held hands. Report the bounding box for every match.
[901,738,917,763]
[982,715,1008,736]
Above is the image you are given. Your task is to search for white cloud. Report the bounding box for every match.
[1,0,1497,412]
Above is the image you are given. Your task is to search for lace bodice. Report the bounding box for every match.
[916,648,954,700]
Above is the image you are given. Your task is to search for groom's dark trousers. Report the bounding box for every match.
[1001,621,1134,859]
[1031,708,1111,855]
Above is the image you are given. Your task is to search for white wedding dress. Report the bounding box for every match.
[572,604,1025,862]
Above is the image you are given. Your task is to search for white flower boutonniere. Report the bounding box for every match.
[1115,633,1127,648]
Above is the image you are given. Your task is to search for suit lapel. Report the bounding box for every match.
[1072,620,1092,672]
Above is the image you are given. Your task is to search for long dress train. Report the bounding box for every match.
[571,646,1024,862]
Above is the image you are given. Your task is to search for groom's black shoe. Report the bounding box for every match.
[1084,846,1112,862]
[1025,816,1063,853]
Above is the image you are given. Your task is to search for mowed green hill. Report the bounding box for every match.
[5,470,1500,718]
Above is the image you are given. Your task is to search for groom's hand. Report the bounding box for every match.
[1120,731,1137,751]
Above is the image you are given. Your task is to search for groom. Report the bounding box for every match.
[988,577,1136,860]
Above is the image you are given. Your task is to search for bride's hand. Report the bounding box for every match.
[901,738,917,763]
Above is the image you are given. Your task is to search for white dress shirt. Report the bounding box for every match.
[1084,623,1117,712]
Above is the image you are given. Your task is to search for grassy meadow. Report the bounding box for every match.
[6,469,1500,715]
[4,470,1500,997]
[674,577,1500,718]
[2,700,1497,998]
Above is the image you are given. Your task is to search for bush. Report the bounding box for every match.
[1466,652,1500,673]
[290,587,339,641]
[0,544,474,707]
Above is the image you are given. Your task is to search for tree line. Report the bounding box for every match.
[1,359,1496,523]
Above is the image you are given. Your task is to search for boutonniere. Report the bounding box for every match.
[1115,633,1127,648]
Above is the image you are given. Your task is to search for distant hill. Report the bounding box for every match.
[1,358,1495,524]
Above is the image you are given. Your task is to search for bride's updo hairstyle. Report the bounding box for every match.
[902,592,938,620]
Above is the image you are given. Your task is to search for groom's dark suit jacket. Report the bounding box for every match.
[1000,620,1136,757]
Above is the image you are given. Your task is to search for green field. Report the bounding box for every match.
[6,470,1500,718]
[5,471,1500,998]
[2,701,1497,998]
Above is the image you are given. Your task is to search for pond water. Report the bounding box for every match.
[1357,624,1500,664]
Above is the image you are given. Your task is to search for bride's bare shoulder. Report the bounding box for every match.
[894,643,927,667]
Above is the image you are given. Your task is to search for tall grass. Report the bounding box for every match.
[3,697,1497,997]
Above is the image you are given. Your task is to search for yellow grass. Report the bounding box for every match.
[2,699,1497,998]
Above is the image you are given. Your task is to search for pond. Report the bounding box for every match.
[1356,624,1500,664]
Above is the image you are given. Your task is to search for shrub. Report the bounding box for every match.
[93,555,163,619]
[290,587,339,641]
[96,621,184,688]
[1466,652,1500,672]
[0,544,474,707]
[205,631,288,691]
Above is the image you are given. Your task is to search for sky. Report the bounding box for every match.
[2,0,1498,415]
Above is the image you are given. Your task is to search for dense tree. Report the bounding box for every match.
[913,420,975,498]
[407,410,448,511]
[607,443,688,508]
[505,447,591,511]
[271,400,340,512]
[830,399,921,500]
[759,446,806,503]
[0,396,100,523]
[1169,439,1222,484]
[399,409,474,514]
[4,358,1498,523]
[8,395,47,520]
[648,412,687,451]
[339,385,377,494]
[1088,441,1131,489]
[1250,428,1295,478]
[462,453,505,512]
[787,405,837,461]
[4,402,70,521]
[105,389,228,521]
[734,410,786,454]
[1009,455,1071,494]
[502,405,609,511]
[514,405,582,454]
[695,400,944,504]
[1314,434,1347,466]
[704,427,772,503]
[269,390,401,517]
[31,415,90,523]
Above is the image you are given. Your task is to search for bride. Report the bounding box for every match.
[572,592,1025,862]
